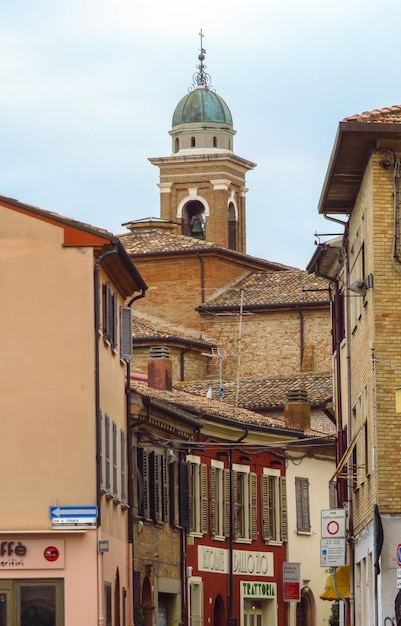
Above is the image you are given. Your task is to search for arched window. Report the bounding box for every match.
[228,203,237,250]
[191,136,196,148]
[183,200,205,239]
[174,138,179,153]
[213,136,217,148]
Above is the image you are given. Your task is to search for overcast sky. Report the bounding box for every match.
[1,0,401,268]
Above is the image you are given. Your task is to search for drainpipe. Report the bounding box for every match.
[196,253,205,305]
[295,308,304,370]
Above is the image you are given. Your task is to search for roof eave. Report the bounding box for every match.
[318,120,401,215]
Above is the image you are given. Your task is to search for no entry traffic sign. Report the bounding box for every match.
[321,509,346,538]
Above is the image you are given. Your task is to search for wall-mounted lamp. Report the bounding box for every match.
[186,566,193,578]
[349,273,374,297]
[137,520,144,534]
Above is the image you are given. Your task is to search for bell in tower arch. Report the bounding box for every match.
[185,201,206,240]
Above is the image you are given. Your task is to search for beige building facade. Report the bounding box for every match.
[308,105,401,626]
[0,196,146,625]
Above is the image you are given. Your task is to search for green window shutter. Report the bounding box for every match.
[250,473,257,540]
[223,469,231,538]
[200,464,208,534]
[209,466,217,537]
[260,474,271,541]
[280,476,288,542]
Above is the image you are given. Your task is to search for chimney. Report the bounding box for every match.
[284,388,311,433]
[148,346,172,391]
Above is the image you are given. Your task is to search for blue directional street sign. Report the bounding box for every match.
[49,506,98,522]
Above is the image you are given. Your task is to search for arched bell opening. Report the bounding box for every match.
[183,200,206,239]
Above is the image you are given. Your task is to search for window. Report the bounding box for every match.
[228,203,237,250]
[102,282,118,348]
[261,469,287,542]
[149,451,168,523]
[136,448,168,523]
[186,455,207,535]
[104,582,112,626]
[209,462,230,538]
[232,465,257,541]
[213,136,217,147]
[352,385,369,489]
[105,414,111,497]
[113,421,118,501]
[120,430,126,505]
[295,477,310,533]
[191,136,196,148]
[0,579,64,626]
[120,307,133,362]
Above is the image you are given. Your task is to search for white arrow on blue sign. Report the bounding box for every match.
[49,506,98,519]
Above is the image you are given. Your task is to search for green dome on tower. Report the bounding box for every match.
[172,87,233,127]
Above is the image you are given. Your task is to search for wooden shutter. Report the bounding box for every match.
[179,461,191,528]
[223,469,231,538]
[209,466,217,537]
[232,470,238,539]
[161,455,168,522]
[260,474,271,541]
[250,473,257,540]
[280,476,288,542]
[137,448,149,518]
[200,464,208,534]
[120,306,133,361]
[295,477,310,532]
[169,462,176,526]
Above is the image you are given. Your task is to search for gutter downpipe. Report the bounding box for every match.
[127,290,146,626]
[324,213,355,626]
[197,253,205,305]
[94,244,118,626]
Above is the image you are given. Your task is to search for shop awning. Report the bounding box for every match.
[320,564,350,601]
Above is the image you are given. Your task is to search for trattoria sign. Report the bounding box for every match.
[198,546,274,576]
[0,539,64,570]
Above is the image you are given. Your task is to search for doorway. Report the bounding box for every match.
[0,579,63,626]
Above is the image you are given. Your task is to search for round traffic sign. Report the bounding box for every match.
[327,520,340,535]
[44,546,59,562]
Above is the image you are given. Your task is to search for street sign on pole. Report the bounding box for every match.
[320,538,346,567]
[49,506,98,527]
[321,509,346,538]
[283,562,301,602]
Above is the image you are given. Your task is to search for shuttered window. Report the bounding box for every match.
[112,421,118,499]
[105,414,111,494]
[295,477,310,532]
[232,466,256,541]
[120,429,126,504]
[179,461,191,529]
[120,306,133,361]
[102,282,118,349]
[137,448,149,518]
[209,463,226,538]
[261,470,287,543]
[186,456,207,535]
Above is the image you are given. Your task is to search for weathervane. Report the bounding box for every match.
[191,29,212,91]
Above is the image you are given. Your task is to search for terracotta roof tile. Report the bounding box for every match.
[175,372,332,411]
[131,380,330,437]
[199,269,330,309]
[344,104,401,124]
[118,230,291,270]
[133,314,216,347]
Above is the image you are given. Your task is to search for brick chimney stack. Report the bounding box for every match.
[284,388,311,433]
[147,346,172,391]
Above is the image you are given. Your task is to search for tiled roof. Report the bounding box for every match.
[118,230,291,270]
[175,372,332,411]
[133,314,216,348]
[344,104,401,124]
[131,380,331,438]
[199,269,330,309]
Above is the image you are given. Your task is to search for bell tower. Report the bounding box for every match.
[149,32,256,254]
